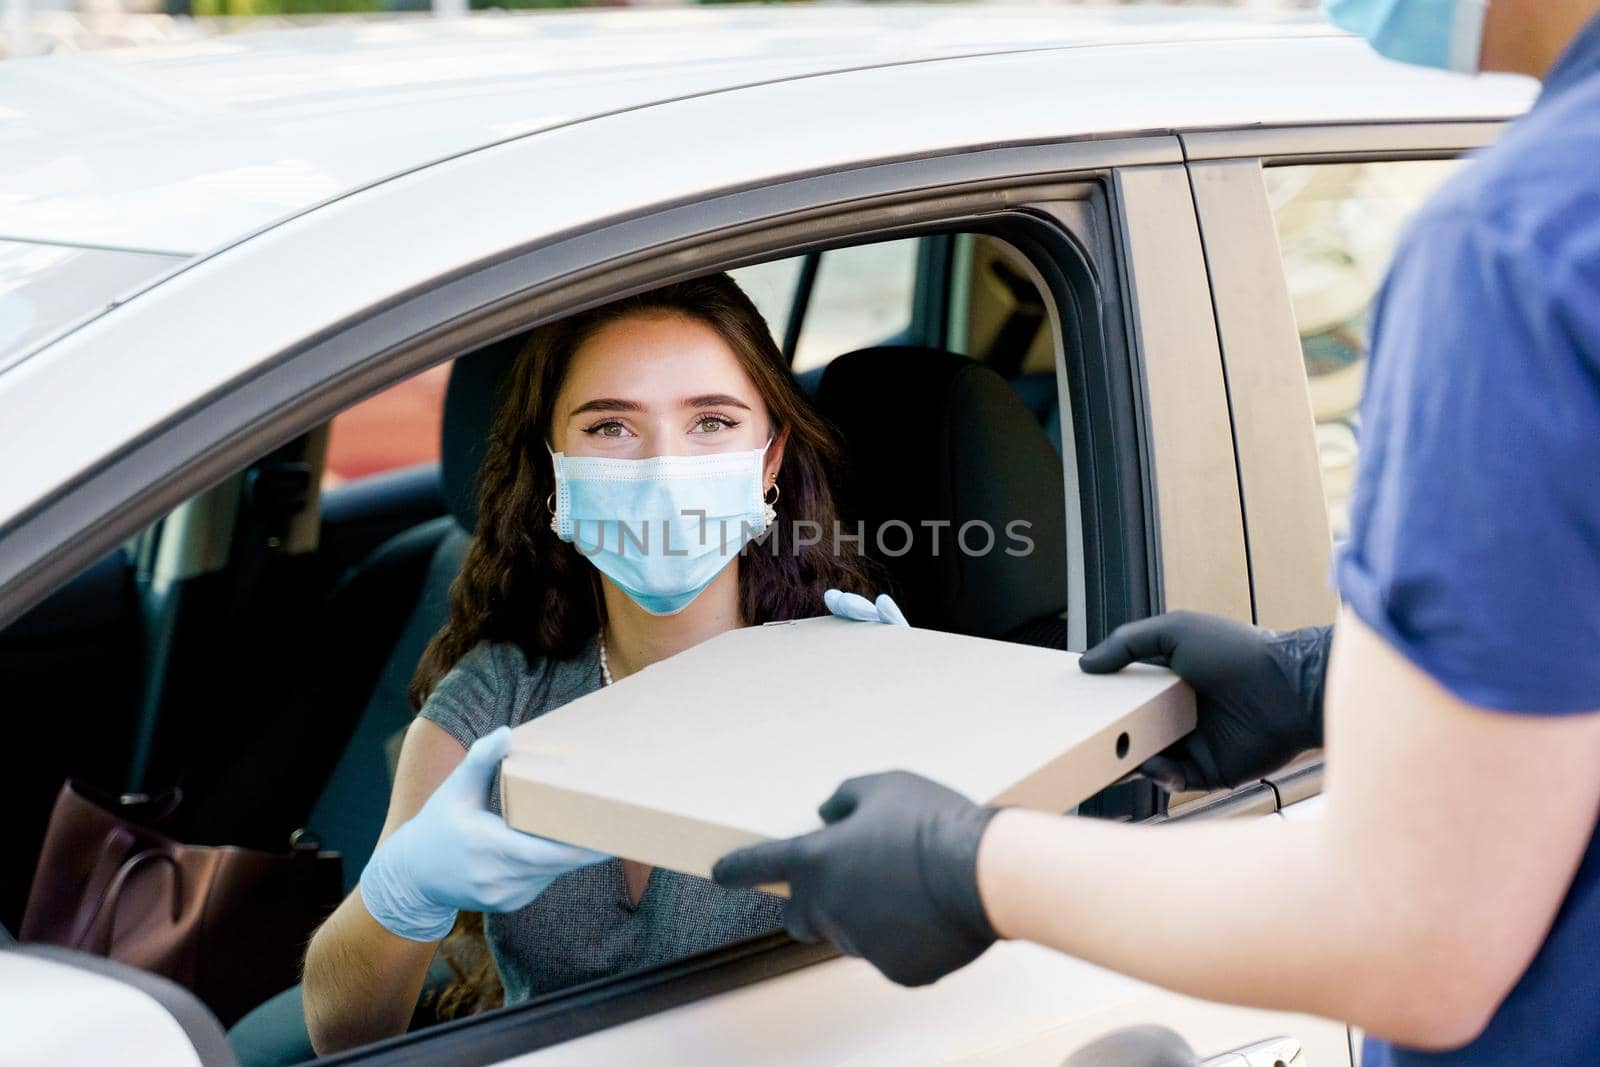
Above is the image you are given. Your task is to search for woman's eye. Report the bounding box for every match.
[692,415,737,434]
[588,421,628,438]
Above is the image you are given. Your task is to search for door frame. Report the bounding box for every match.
[1183,119,1506,631]
[1185,122,1507,816]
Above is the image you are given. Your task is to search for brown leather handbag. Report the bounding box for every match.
[20,779,343,1027]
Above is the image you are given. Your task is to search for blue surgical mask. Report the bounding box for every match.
[1323,0,1490,74]
[549,441,775,616]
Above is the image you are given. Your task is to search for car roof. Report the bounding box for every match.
[0,8,1543,547]
[0,5,1526,257]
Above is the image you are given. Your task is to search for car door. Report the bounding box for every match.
[3,139,1341,1067]
[12,72,1511,1067]
[0,132,1341,1066]
[1186,123,1493,823]
[462,155,1342,1067]
[310,157,1330,1067]
[314,128,1486,1066]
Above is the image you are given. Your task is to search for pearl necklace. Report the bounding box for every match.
[598,635,614,687]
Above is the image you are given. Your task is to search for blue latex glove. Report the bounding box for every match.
[824,588,909,627]
[358,726,610,942]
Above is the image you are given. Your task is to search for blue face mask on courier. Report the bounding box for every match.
[1323,0,1490,73]
[548,441,775,616]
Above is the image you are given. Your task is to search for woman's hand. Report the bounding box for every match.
[824,588,908,626]
[358,726,609,941]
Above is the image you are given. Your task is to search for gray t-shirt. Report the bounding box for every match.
[419,636,783,1005]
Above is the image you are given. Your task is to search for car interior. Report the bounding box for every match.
[1,229,1158,1063]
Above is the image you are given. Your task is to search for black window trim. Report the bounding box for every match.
[779,250,822,363]
[321,934,838,1067]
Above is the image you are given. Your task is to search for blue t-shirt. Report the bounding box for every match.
[1337,17,1600,1066]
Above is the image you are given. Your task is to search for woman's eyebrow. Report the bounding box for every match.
[569,397,644,417]
[682,394,751,411]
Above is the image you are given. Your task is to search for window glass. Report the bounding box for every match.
[728,256,804,347]
[1265,160,1461,540]
[792,239,918,371]
[730,240,919,372]
[322,363,451,487]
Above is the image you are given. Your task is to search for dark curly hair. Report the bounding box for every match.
[411,272,882,1017]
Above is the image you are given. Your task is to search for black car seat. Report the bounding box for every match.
[817,345,1159,823]
[1007,370,1065,456]
[813,346,1071,645]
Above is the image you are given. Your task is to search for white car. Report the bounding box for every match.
[0,7,1533,1066]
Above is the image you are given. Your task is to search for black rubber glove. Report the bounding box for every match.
[1079,611,1332,793]
[711,770,1001,987]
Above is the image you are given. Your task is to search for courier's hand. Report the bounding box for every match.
[358,726,609,942]
[712,771,1000,987]
[1079,611,1331,793]
[824,588,909,626]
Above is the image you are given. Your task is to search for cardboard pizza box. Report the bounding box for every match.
[500,617,1194,888]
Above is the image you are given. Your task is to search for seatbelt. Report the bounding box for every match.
[230,459,312,611]
[981,259,1047,378]
[126,455,310,796]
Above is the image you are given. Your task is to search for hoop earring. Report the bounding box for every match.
[547,491,557,534]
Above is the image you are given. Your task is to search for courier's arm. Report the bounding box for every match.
[718,612,1600,1049]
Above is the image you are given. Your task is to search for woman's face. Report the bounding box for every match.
[550,311,785,481]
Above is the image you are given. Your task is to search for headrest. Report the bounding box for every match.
[440,335,524,532]
[815,346,1069,640]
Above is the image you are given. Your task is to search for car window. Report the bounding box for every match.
[790,239,919,371]
[1264,160,1462,540]
[4,218,1116,1064]
[733,240,920,372]
[322,363,451,487]
[729,256,805,348]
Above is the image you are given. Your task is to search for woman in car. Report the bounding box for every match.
[303,273,880,1053]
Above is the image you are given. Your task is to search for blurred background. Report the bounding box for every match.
[3,0,1320,63]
